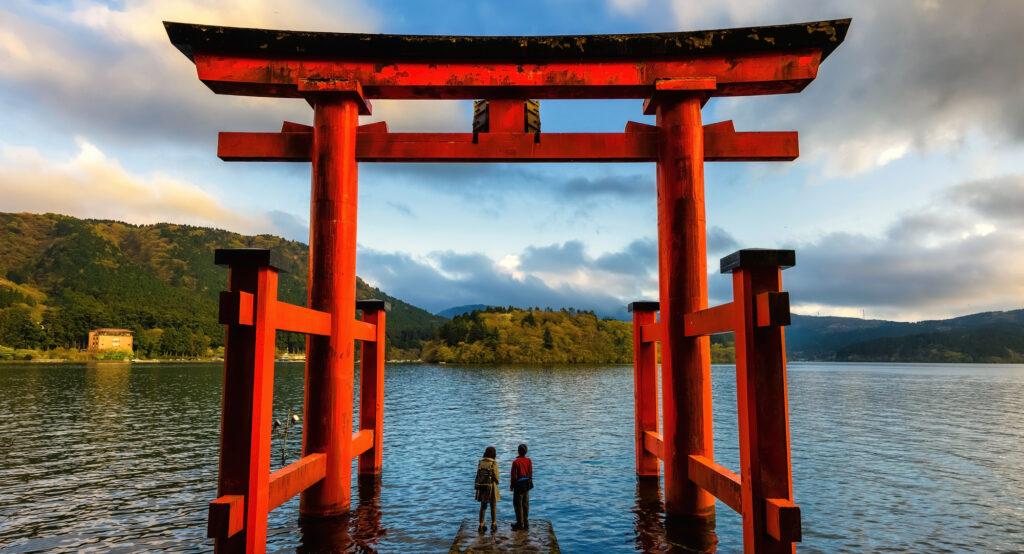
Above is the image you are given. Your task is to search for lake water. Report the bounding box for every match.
[1,361,1022,552]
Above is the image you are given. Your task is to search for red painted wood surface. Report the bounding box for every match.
[301,97,361,518]
[267,453,327,512]
[217,125,797,163]
[733,265,797,553]
[273,301,331,336]
[486,99,527,132]
[352,319,376,342]
[632,308,659,476]
[192,50,822,99]
[358,307,386,474]
[639,322,661,343]
[687,455,742,513]
[350,429,374,457]
[214,266,260,553]
[243,267,278,553]
[655,95,715,519]
[755,292,792,328]
[208,495,245,539]
[219,291,255,326]
[683,302,736,337]
[765,498,801,543]
[643,431,664,461]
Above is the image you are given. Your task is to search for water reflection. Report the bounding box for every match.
[298,475,386,552]
[633,477,718,553]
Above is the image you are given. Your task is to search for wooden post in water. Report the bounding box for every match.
[301,83,371,517]
[210,250,284,553]
[725,249,800,552]
[630,301,661,477]
[358,299,389,475]
[651,85,716,521]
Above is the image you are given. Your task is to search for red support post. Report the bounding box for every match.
[724,249,799,552]
[210,249,285,553]
[357,300,389,475]
[629,301,660,477]
[302,91,364,517]
[654,92,715,519]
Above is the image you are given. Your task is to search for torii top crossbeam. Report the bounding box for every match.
[165,20,849,100]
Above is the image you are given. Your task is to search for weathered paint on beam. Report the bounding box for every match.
[166,19,850,63]
[191,50,823,99]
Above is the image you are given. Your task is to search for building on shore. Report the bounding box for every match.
[88,329,133,352]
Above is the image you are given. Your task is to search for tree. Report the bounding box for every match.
[542,327,554,349]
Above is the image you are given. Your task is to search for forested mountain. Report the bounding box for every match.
[0,212,445,358]
[420,306,736,364]
[789,311,1024,363]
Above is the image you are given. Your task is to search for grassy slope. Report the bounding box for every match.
[0,212,446,357]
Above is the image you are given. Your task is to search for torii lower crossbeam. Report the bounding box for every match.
[218,121,797,163]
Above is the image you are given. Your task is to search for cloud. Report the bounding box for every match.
[606,1,1024,176]
[559,174,652,199]
[267,210,310,243]
[0,1,463,148]
[356,239,665,317]
[0,138,300,238]
[520,241,588,273]
[755,173,1024,319]
[947,174,1024,222]
[707,226,739,255]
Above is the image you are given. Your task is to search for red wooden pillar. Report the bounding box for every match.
[211,249,284,553]
[653,91,715,519]
[301,81,370,517]
[629,301,660,477]
[357,300,388,475]
[725,249,800,552]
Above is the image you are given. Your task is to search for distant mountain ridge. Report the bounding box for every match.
[0,212,446,358]
[788,310,1024,362]
[436,304,488,319]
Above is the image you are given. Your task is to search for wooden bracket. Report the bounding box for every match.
[765,498,802,542]
[219,291,254,326]
[756,292,791,327]
[208,494,245,539]
[298,79,372,115]
[643,77,717,114]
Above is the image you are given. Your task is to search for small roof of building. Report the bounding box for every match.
[91,328,133,334]
[164,19,851,64]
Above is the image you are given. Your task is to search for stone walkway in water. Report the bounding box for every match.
[449,519,560,553]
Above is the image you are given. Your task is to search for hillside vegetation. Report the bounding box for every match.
[0,212,445,359]
[788,311,1024,363]
[421,306,736,364]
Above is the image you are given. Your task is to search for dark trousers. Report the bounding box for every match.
[513,488,529,528]
[478,499,496,524]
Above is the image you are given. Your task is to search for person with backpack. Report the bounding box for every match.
[474,445,500,532]
[510,443,533,531]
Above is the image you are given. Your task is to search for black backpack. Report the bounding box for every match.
[475,463,495,490]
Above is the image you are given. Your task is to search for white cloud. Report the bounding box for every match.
[632,1,1024,177]
[0,139,268,234]
[771,174,1024,320]
[0,0,385,148]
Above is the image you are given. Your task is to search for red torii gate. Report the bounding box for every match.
[165,18,849,553]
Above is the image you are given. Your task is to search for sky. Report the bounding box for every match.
[2,0,1023,321]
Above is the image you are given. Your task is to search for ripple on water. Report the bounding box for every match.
[0,361,1022,552]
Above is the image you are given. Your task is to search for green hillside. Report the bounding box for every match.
[421,306,736,364]
[0,212,445,359]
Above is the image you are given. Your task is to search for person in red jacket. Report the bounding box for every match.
[510,443,533,531]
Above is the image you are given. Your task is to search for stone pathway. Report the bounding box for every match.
[449,519,560,553]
